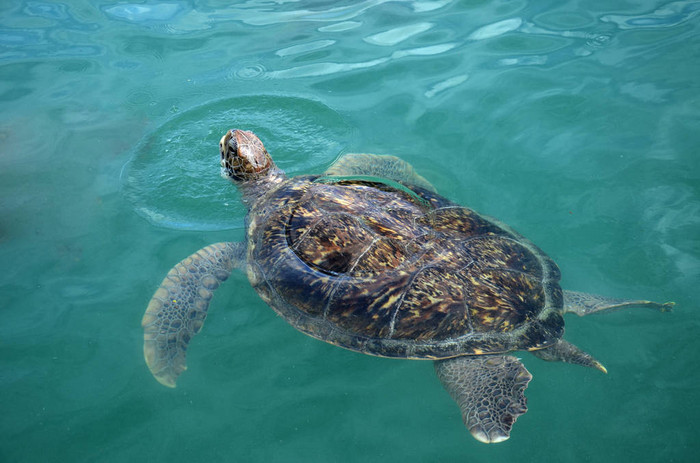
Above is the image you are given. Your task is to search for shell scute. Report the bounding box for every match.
[463,269,545,332]
[351,237,408,278]
[464,236,543,277]
[416,206,508,238]
[325,274,412,338]
[293,213,373,275]
[391,266,472,341]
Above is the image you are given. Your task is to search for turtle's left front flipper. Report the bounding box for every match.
[142,242,245,388]
[435,355,532,444]
[324,152,437,192]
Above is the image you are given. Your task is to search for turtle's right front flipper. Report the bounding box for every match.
[435,355,532,444]
[142,242,245,388]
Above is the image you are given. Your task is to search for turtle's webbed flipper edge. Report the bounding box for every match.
[563,290,674,316]
[530,339,607,373]
[324,152,437,192]
[435,355,532,444]
[142,242,245,388]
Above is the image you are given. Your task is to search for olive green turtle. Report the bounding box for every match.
[142,129,672,443]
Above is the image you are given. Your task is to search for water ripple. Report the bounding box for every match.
[641,185,700,284]
[468,18,523,41]
[619,82,671,104]
[233,62,269,80]
[223,0,394,26]
[0,2,100,61]
[22,1,98,30]
[393,42,457,57]
[318,21,362,32]
[411,0,453,12]
[490,20,615,67]
[0,29,44,46]
[424,74,469,98]
[122,95,354,231]
[103,3,183,22]
[267,57,389,79]
[601,1,700,29]
[364,22,434,46]
[100,1,454,32]
[267,42,457,79]
[276,40,336,57]
[23,1,71,20]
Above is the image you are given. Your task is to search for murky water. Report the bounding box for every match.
[1,1,699,462]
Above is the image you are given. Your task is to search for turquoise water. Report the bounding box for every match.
[1,0,699,461]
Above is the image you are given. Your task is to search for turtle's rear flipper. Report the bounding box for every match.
[324,153,437,192]
[435,355,532,444]
[563,290,674,316]
[142,242,245,388]
[531,339,607,373]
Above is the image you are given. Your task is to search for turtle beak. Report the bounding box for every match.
[220,130,234,165]
[219,129,237,179]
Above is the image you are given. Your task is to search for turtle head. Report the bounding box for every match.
[220,129,278,183]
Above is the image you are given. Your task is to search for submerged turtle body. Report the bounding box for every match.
[246,174,564,359]
[142,129,672,444]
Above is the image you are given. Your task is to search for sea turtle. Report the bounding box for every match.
[142,129,672,443]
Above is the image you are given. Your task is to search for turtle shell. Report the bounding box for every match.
[245,176,564,359]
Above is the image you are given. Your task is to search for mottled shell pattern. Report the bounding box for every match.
[245,175,565,359]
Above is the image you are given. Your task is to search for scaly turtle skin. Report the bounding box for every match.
[142,129,673,444]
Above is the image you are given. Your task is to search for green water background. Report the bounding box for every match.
[1,1,699,462]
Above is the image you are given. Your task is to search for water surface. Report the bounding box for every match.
[1,1,699,462]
